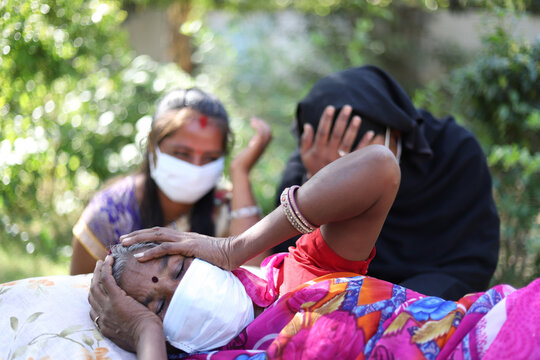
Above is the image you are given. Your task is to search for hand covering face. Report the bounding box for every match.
[295,65,432,162]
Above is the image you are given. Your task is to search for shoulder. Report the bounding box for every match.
[91,176,136,203]
[81,175,138,220]
[421,111,486,162]
[75,175,141,247]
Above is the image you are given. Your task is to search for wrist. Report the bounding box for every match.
[230,205,262,220]
[226,234,250,270]
[229,166,250,180]
[134,316,162,343]
[135,318,166,359]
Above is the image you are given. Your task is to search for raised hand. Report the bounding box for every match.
[300,105,375,178]
[230,117,272,177]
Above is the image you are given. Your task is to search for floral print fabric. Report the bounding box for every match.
[1,273,538,360]
[0,274,135,360]
[182,274,526,360]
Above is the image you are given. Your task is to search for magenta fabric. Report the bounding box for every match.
[169,273,540,360]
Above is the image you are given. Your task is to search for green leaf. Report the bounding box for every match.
[59,324,83,337]
[93,328,104,341]
[26,312,44,323]
[82,333,94,347]
[11,344,28,359]
[10,316,18,331]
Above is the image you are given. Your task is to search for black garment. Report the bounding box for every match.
[275,65,500,301]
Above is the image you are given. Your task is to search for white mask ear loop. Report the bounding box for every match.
[385,127,402,164]
[396,136,402,164]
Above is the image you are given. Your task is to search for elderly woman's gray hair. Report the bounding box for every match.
[110,243,158,285]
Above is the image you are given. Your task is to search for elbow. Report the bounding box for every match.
[369,144,401,192]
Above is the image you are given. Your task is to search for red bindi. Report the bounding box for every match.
[199,115,208,128]
[152,276,159,283]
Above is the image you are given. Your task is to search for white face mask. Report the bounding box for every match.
[163,258,255,353]
[385,127,402,163]
[149,147,224,204]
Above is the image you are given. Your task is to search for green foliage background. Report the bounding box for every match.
[0,0,538,285]
[425,10,540,286]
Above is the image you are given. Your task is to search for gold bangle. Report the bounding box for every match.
[280,186,316,234]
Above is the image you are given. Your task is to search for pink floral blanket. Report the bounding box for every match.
[179,274,539,360]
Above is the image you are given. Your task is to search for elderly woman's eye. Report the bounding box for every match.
[175,260,185,279]
[156,300,165,315]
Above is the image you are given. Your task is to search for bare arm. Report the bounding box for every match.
[228,117,272,236]
[70,237,99,275]
[121,144,400,270]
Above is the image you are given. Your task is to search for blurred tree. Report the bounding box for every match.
[0,0,193,258]
[1,0,538,291]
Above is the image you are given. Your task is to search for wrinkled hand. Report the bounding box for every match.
[88,256,162,352]
[230,117,272,176]
[119,227,239,270]
[301,105,375,178]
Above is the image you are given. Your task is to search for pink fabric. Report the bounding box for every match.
[232,252,287,308]
[482,278,540,359]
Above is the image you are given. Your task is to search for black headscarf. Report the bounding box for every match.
[295,65,432,162]
[276,65,500,300]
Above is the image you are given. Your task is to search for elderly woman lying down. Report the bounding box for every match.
[87,145,539,360]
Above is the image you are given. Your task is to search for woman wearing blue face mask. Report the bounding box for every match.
[70,88,272,275]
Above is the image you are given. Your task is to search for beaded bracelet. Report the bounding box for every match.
[280,185,317,234]
[230,205,262,219]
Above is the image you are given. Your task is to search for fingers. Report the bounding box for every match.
[250,117,272,143]
[120,227,177,246]
[90,257,115,302]
[130,242,181,262]
[98,255,120,296]
[88,260,104,312]
[354,130,376,150]
[300,123,314,155]
[339,115,362,154]
[328,105,352,150]
[369,133,385,146]
[245,117,272,158]
[229,117,272,174]
[313,106,334,148]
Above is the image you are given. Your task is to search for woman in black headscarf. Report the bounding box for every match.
[274,65,500,300]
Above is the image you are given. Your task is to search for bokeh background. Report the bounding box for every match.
[1,0,539,287]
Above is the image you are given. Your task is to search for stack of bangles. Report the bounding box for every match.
[280,185,317,234]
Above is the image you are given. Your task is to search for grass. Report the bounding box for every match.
[0,244,70,283]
